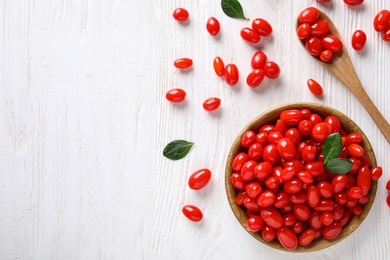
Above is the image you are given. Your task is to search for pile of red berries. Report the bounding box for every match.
[297,7,343,62]
[230,108,382,250]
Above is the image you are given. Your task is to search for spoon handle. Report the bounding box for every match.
[352,85,390,144]
[335,69,390,144]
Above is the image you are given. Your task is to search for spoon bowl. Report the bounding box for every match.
[296,10,390,144]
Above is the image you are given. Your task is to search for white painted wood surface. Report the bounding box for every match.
[1,0,389,259]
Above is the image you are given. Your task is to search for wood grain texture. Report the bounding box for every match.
[0,0,389,259]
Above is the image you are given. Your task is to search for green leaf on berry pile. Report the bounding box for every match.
[221,0,249,20]
[324,158,353,174]
[163,140,194,160]
[322,133,342,164]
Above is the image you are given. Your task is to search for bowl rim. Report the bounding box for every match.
[225,102,377,252]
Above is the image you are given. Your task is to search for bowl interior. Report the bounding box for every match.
[225,102,377,252]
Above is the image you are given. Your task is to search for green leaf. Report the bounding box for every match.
[325,158,353,174]
[163,140,194,160]
[221,0,249,20]
[322,133,343,164]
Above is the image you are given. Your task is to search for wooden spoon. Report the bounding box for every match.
[296,11,390,144]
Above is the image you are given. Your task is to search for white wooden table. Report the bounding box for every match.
[1,1,389,259]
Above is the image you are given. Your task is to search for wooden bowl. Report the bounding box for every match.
[225,102,377,252]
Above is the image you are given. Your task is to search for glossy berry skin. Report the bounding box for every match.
[206,17,220,36]
[203,97,221,111]
[331,175,348,193]
[320,50,333,62]
[370,166,382,181]
[297,171,313,184]
[264,62,280,79]
[317,181,333,198]
[252,18,273,37]
[347,144,364,157]
[248,143,263,161]
[293,203,310,221]
[173,8,189,22]
[251,51,267,69]
[357,166,371,195]
[352,30,366,51]
[182,205,202,222]
[305,36,323,56]
[298,121,313,137]
[320,211,334,226]
[232,152,249,172]
[254,162,273,179]
[277,138,297,160]
[311,20,330,37]
[260,207,283,229]
[241,131,257,148]
[235,191,246,205]
[298,228,315,246]
[386,180,390,191]
[346,186,364,199]
[322,221,342,240]
[343,0,364,6]
[324,115,341,133]
[231,173,246,190]
[174,58,193,69]
[284,178,303,194]
[224,64,239,86]
[241,160,257,181]
[383,30,390,42]
[299,7,320,24]
[262,225,277,241]
[267,131,283,145]
[387,195,390,208]
[297,23,312,39]
[346,133,363,144]
[263,144,280,165]
[301,145,317,163]
[240,27,261,43]
[247,215,264,232]
[373,10,390,32]
[321,35,343,53]
[188,168,212,190]
[275,119,287,135]
[312,122,332,142]
[257,190,276,207]
[307,185,320,208]
[277,227,298,250]
[307,79,323,96]
[305,161,325,178]
[280,166,297,183]
[213,57,225,77]
[265,176,280,190]
[245,182,262,199]
[280,110,303,127]
[247,69,265,88]
[166,88,186,102]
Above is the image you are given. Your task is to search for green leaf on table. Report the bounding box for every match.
[324,158,353,174]
[221,0,249,20]
[163,140,194,160]
[322,133,342,164]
